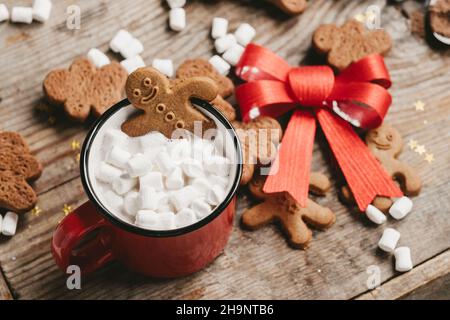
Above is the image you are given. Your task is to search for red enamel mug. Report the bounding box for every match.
[51,98,243,277]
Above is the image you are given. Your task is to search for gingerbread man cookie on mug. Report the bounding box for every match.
[242,172,335,249]
[341,124,422,212]
[122,67,219,138]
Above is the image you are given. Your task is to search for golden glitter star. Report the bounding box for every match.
[354,13,366,23]
[408,139,418,150]
[425,153,435,163]
[32,206,42,217]
[415,145,426,155]
[71,140,81,151]
[62,204,72,216]
[414,100,425,111]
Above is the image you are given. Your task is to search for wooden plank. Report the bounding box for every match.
[357,250,450,300]
[0,269,13,300]
[0,0,449,299]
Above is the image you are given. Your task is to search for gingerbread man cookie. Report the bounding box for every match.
[340,124,421,212]
[122,67,219,138]
[176,59,236,121]
[0,132,43,213]
[242,172,335,249]
[232,117,283,185]
[313,19,392,71]
[430,0,450,38]
[269,0,308,15]
[43,58,127,122]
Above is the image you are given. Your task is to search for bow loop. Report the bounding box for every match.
[288,66,335,106]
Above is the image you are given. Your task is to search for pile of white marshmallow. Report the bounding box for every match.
[95,129,232,231]
[0,0,52,24]
[365,197,415,272]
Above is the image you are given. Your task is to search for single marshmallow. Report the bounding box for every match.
[120,38,144,59]
[191,177,211,195]
[112,174,137,195]
[166,167,184,190]
[389,196,413,220]
[176,208,197,228]
[170,186,199,211]
[32,0,52,22]
[139,186,160,210]
[157,204,174,214]
[365,205,387,225]
[103,129,128,150]
[182,159,204,178]
[121,55,146,74]
[152,59,174,77]
[139,132,168,151]
[223,44,245,66]
[234,23,256,46]
[87,48,111,68]
[154,152,176,175]
[169,8,186,32]
[394,247,413,272]
[209,175,229,188]
[104,190,124,211]
[168,139,191,163]
[140,172,164,191]
[0,4,10,22]
[106,146,132,169]
[110,29,134,53]
[207,184,226,206]
[192,138,214,162]
[204,156,230,176]
[1,212,18,236]
[191,199,212,219]
[166,0,186,8]
[127,153,152,177]
[212,17,228,39]
[11,7,33,24]
[135,210,159,228]
[209,55,230,76]
[214,34,237,54]
[124,191,140,216]
[97,162,123,184]
[157,212,176,230]
[378,228,401,253]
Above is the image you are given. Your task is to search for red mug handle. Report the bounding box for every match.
[51,201,115,275]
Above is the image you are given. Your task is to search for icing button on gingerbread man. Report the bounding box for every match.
[122,67,219,138]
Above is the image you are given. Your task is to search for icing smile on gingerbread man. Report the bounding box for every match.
[366,128,396,150]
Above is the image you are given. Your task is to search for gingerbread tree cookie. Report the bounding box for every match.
[242,172,335,249]
[0,132,43,213]
[313,19,392,70]
[43,58,127,122]
[340,124,421,212]
[176,59,236,121]
[122,67,219,138]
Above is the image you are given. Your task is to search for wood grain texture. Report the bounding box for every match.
[0,0,449,299]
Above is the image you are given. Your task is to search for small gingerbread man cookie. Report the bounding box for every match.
[341,124,421,212]
[269,0,308,15]
[242,172,335,249]
[313,19,392,71]
[122,67,219,138]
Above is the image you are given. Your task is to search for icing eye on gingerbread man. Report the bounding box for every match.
[122,67,219,138]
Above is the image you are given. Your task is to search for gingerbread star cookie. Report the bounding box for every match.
[0,132,43,213]
[232,117,283,185]
[122,67,219,138]
[340,124,421,212]
[242,172,335,249]
[176,59,236,121]
[313,19,392,70]
[43,58,128,122]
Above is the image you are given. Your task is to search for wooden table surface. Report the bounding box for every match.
[0,0,449,300]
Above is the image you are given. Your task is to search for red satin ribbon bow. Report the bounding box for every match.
[235,44,403,211]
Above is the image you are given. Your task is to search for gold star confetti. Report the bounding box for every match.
[32,206,42,217]
[48,116,56,125]
[425,153,435,163]
[414,100,425,111]
[354,13,366,23]
[408,139,418,150]
[415,145,426,155]
[62,204,72,216]
[71,139,81,151]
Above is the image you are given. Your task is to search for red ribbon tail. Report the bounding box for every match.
[316,109,403,211]
[263,110,316,207]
